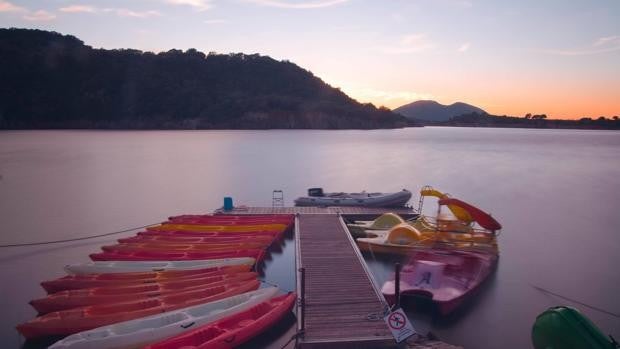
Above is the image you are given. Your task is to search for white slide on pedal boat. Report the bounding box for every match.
[64,257,256,275]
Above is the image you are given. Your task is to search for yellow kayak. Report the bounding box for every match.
[148,223,288,233]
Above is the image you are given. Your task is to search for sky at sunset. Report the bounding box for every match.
[1,0,619,119]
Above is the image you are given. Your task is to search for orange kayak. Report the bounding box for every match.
[101,242,268,253]
[41,265,251,293]
[31,272,258,314]
[167,214,294,225]
[89,249,265,262]
[17,279,260,339]
[145,292,296,349]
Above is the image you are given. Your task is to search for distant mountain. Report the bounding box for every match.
[0,28,409,129]
[393,100,486,122]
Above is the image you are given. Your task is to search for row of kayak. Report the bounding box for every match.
[17,214,297,348]
[348,188,502,315]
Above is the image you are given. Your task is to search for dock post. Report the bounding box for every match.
[299,266,306,335]
[395,262,401,308]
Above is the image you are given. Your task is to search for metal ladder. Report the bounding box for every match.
[417,185,432,213]
[272,190,284,207]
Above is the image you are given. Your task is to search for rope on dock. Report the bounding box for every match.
[0,222,161,248]
[531,284,620,319]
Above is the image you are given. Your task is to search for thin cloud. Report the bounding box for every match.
[204,19,227,24]
[356,88,435,103]
[165,0,213,11]
[23,10,56,21]
[326,78,435,107]
[59,5,97,13]
[59,5,161,18]
[542,35,620,56]
[458,42,470,52]
[0,0,26,12]
[246,0,349,9]
[378,34,436,54]
[107,8,162,18]
[593,35,620,47]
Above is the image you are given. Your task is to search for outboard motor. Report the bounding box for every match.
[308,188,324,197]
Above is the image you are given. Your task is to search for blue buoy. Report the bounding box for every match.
[223,197,233,211]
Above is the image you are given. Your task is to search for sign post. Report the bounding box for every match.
[384,308,416,343]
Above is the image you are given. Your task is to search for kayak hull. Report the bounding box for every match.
[64,258,255,275]
[89,249,265,262]
[145,293,296,349]
[17,280,260,338]
[48,287,280,349]
[32,272,258,313]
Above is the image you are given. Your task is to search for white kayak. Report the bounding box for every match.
[65,257,256,275]
[49,287,279,349]
[294,188,412,207]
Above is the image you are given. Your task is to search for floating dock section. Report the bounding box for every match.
[223,206,415,348]
[295,213,392,348]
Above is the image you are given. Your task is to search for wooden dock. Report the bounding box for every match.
[220,206,463,348]
[295,214,395,348]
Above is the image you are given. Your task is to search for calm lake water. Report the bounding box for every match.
[1,127,619,349]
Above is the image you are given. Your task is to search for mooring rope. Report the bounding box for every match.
[531,284,620,319]
[0,222,161,248]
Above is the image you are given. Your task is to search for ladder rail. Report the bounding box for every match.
[272,190,284,207]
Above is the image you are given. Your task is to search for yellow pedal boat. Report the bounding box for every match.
[356,196,501,255]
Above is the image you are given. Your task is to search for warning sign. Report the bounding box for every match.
[384,308,416,343]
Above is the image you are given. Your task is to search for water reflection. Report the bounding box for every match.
[1,128,619,349]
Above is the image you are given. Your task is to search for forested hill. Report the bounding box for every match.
[394,100,486,122]
[0,28,409,129]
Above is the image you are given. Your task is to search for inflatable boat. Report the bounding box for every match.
[294,188,412,207]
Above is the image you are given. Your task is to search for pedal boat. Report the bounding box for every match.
[381,249,497,315]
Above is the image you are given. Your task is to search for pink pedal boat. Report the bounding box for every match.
[381,249,497,315]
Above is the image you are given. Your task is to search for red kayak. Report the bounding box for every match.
[118,234,274,245]
[41,265,251,294]
[17,279,260,339]
[90,249,265,262]
[145,292,296,349]
[381,250,497,315]
[31,272,258,313]
[149,223,288,234]
[168,214,292,220]
[101,242,269,253]
[138,230,282,238]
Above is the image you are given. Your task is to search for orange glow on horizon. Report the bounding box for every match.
[342,83,620,120]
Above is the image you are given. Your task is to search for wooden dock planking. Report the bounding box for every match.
[295,214,395,349]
